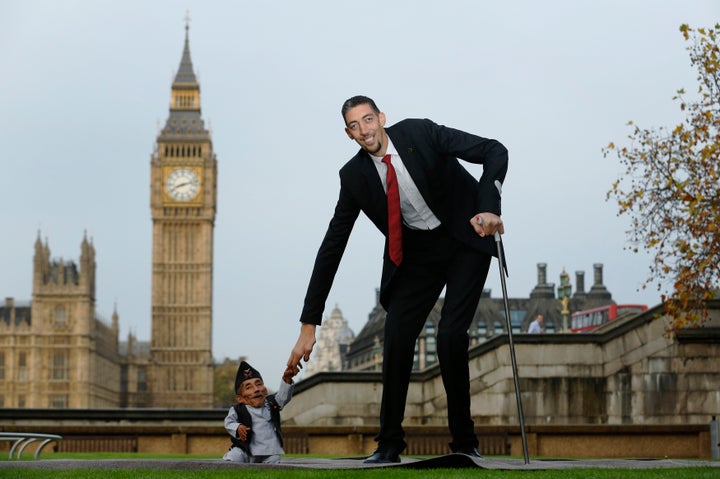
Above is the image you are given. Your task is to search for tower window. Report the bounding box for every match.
[137,368,148,392]
[17,352,27,381]
[54,305,67,325]
[51,351,69,380]
[50,395,67,408]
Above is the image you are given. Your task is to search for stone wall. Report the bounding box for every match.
[0,421,712,459]
[283,302,720,428]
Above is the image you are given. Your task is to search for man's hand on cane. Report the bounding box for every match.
[470,212,504,238]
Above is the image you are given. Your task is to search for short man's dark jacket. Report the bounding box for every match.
[229,394,284,455]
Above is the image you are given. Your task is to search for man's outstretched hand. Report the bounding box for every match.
[287,323,317,370]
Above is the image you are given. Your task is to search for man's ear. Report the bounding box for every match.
[378,111,386,127]
[236,394,246,405]
[345,127,354,140]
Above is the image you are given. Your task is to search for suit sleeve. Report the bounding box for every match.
[424,119,508,215]
[299,173,361,325]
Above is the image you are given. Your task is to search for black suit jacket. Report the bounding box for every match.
[300,118,508,325]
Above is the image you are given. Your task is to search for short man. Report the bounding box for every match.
[288,95,508,463]
[528,314,543,334]
[222,361,296,464]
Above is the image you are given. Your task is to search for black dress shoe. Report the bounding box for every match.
[456,447,483,459]
[363,446,402,464]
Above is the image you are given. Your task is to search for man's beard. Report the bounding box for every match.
[366,139,383,155]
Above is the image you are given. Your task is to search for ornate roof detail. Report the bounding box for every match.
[173,22,198,85]
[158,22,209,141]
[304,305,355,377]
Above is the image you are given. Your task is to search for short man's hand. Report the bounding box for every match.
[282,365,299,384]
[236,424,250,442]
[470,212,504,238]
[287,323,317,370]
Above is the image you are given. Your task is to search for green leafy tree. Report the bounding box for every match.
[605,24,719,333]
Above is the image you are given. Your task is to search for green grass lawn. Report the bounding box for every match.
[3,468,719,479]
[0,453,717,479]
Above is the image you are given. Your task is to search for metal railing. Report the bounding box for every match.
[0,432,63,460]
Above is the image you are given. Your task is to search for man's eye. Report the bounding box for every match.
[349,124,358,130]
[364,117,374,123]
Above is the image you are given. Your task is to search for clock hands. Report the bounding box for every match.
[171,180,192,192]
[167,168,199,201]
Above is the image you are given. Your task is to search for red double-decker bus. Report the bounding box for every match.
[570,304,648,333]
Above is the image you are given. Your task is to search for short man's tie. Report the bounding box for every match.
[382,154,403,266]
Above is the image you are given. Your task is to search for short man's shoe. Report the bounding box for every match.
[363,446,402,464]
[456,447,483,459]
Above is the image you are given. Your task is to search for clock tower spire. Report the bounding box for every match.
[149,20,217,408]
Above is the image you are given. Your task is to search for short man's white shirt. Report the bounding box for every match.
[223,380,293,458]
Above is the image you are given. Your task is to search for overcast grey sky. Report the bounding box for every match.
[1,1,716,385]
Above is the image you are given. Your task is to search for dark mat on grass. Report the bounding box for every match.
[1,455,718,470]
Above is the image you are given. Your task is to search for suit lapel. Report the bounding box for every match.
[386,125,432,201]
[356,150,388,221]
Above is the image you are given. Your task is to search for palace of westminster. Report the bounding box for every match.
[0,27,627,409]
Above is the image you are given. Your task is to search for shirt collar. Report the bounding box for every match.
[370,138,398,164]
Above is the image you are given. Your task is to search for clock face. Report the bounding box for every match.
[166,168,200,201]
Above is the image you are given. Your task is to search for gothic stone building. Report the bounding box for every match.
[303,305,356,377]
[148,22,217,409]
[0,24,216,409]
[0,234,126,408]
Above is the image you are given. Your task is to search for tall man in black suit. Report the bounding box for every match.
[287,95,508,463]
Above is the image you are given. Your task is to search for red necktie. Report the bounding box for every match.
[382,155,403,266]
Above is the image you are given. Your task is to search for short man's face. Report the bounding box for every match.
[344,104,388,156]
[237,378,268,408]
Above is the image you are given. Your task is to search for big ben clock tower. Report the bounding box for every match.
[149,22,217,408]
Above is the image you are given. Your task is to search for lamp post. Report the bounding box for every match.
[558,268,572,332]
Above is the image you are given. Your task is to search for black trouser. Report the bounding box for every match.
[377,226,491,452]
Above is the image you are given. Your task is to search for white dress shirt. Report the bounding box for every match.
[370,139,441,230]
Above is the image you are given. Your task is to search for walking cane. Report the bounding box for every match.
[492,180,530,464]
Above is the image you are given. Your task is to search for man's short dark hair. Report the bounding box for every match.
[341,95,380,122]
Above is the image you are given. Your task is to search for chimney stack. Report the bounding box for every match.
[593,263,604,287]
[575,271,586,296]
[538,263,547,285]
